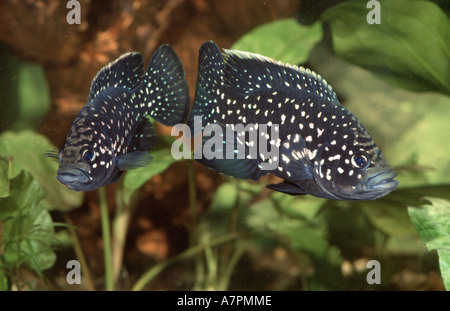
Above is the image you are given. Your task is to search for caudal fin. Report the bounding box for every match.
[138,45,190,126]
[187,41,225,130]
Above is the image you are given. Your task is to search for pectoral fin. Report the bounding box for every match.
[273,135,314,183]
[116,151,153,170]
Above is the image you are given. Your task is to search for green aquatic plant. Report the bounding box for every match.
[0,131,83,211]
[322,0,450,95]
[0,157,59,290]
[408,197,450,290]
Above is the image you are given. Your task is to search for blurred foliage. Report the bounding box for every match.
[0,44,50,131]
[322,0,450,94]
[0,0,449,291]
[320,1,449,289]
[0,45,80,289]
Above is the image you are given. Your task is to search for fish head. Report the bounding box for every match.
[313,126,398,201]
[55,116,119,191]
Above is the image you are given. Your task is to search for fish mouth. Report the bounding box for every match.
[57,166,90,190]
[332,169,399,201]
[366,169,399,194]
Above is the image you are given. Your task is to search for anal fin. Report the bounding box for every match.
[267,178,338,200]
[266,180,308,195]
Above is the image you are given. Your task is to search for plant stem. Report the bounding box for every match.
[112,183,137,285]
[98,187,114,291]
[219,181,241,278]
[7,157,13,179]
[187,159,197,239]
[131,232,240,291]
[217,242,247,291]
[63,214,95,291]
[0,250,10,291]
[187,159,205,289]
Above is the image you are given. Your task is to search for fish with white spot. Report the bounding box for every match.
[188,41,398,200]
[47,45,189,191]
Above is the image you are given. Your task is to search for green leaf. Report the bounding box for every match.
[248,195,339,258]
[322,0,450,94]
[0,171,57,276]
[232,18,323,65]
[0,168,47,221]
[408,197,450,289]
[246,198,280,233]
[209,182,239,211]
[0,130,83,211]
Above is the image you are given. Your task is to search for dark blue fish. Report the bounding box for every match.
[47,45,189,191]
[188,41,398,200]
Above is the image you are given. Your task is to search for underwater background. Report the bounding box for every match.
[0,0,449,291]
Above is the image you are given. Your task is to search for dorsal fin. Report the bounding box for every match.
[222,48,338,103]
[88,52,145,102]
[188,41,226,129]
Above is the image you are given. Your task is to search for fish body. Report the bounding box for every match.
[188,41,398,200]
[49,45,190,191]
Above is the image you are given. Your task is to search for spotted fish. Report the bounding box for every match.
[188,41,398,200]
[47,45,189,191]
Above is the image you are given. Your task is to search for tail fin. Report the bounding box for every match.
[138,44,190,126]
[188,41,225,129]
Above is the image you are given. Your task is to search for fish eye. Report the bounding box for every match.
[81,147,96,163]
[351,152,370,170]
